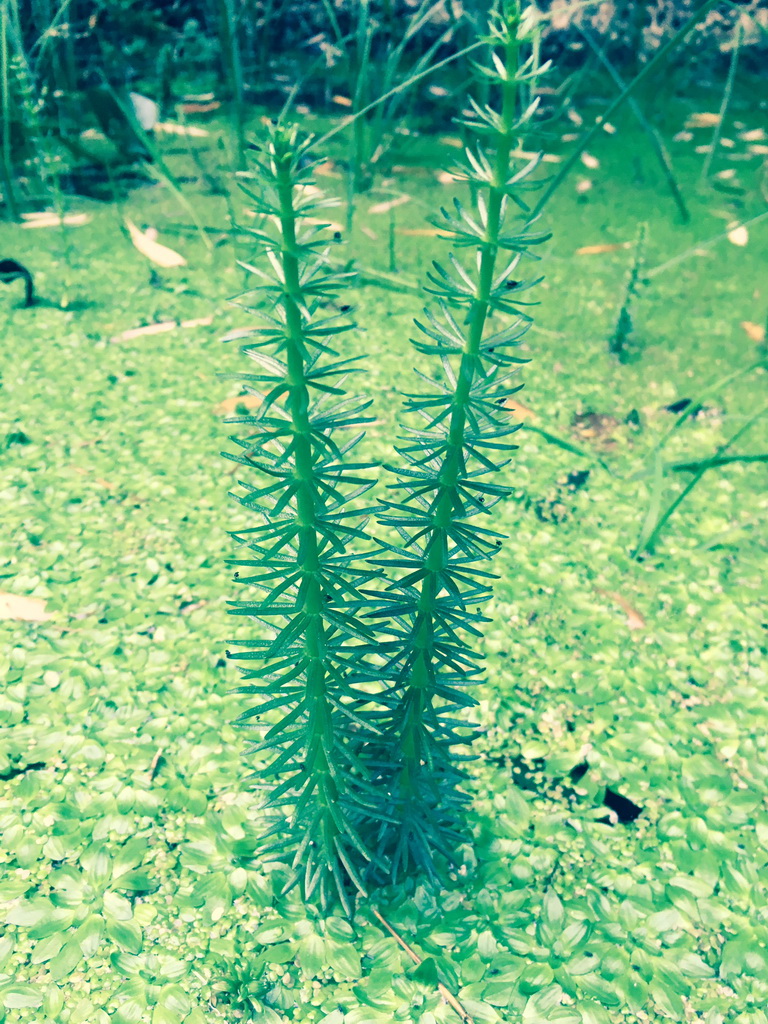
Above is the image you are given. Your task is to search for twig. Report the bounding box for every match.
[532,0,721,217]
[645,211,768,279]
[368,907,474,1024]
[149,748,164,780]
[580,27,689,222]
[701,21,742,182]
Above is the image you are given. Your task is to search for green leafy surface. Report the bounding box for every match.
[1,92,767,1022]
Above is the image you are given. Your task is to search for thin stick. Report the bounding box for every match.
[532,0,721,217]
[369,907,474,1024]
[701,21,741,182]
[581,27,689,222]
[634,403,768,557]
[0,0,21,221]
[645,211,768,279]
[311,41,484,153]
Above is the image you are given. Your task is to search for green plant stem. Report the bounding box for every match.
[633,404,768,558]
[217,0,246,170]
[0,0,21,222]
[532,0,720,217]
[581,26,689,222]
[273,152,350,892]
[394,7,521,817]
[645,211,768,279]
[701,20,741,183]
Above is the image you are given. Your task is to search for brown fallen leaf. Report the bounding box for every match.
[566,108,583,126]
[178,98,220,114]
[21,212,91,229]
[727,223,749,246]
[332,94,352,107]
[155,122,209,137]
[740,128,766,142]
[575,179,593,195]
[368,195,411,215]
[596,588,645,631]
[561,132,579,142]
[398,227,457,237]
[580,152,600,170]
[314,160,342,178]
[574,242,631,255]
[360,226,378,240]
[0,592,52,622]
[749,144,768,156]
[297,216,345,233]
[509,148,561,164]
[440,135,464,149]
[687,111,720,127]
[673,130,693,142]
[503,398,538,421]
[125,219,187,268]
[215,392,262,416]
[741,321,766,343]
[429,84,449,97]
[71,466,115,489]
[111,316,213,343]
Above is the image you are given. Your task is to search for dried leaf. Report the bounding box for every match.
[111,316,213,343]
[125,218,187,267]
[575,242,631,255]
[360,226,378,240]
[601,121,617,135]
[581,152,600,170]
[673,130,693,142]
[178,100,220,114]
[21,212,91,229]
[428,85,449,97]
[215,392,262,416]
[566,108,583,126]
[155,122,209,137]
[503,398,537,421]
[749,144,768,155]
[437,170,460,185]
[300,216,344,233]
[510,148,561,163]
[715,168,737,180]
[314,160,342,178]
[439,135,464,149]
[727,223,749,246]
[332,94,352,107]
[0,593,52,622]
[687,111,720,127]
[740,128,766,142]
[720,138,735,148]
[398,227,456,237]
[575,179,593,194]
[597,589,645,631]
[741,321,765,343]
[561,133,579,142]
[368,195,411,215]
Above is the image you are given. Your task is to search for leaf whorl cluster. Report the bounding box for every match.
[224,2,551,910]
[365,5,551,881]
[224,127,384,913]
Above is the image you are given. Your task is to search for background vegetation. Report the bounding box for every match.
[1,1,767,1023]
